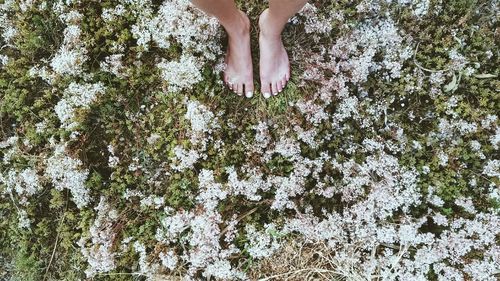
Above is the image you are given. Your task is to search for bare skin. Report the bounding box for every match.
[223,11,254,97]
[258,8,290,98]
[189,0,308,99]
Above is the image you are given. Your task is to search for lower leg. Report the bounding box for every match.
[189,0,255,97]
[258,0,308,97]
[189,0,246,35]
[265,0,309,36]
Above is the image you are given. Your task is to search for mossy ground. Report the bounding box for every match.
[1,0,499,280]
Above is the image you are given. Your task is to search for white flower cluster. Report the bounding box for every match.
[448,48,469,72]
[489,126,500,150]
[107,144,120,168]
[16,209,31,229]
[0,167,41,206]
[332,18,412,84]
[170,145,201,172]
[294,125,319,149]
[101,4,126,22]
[77,196,119,278]
[157,0,221,57]
[54,81,106,130]
[225,165,268,201]
[159,250,178,271]
[482,159,499,179]
[297,3,334,35]
[357,0,431,18]
[184,98,221,147]
[283,200,499,280]
[132,240,160,276]
[244,223,285,259]
[158,54,203,93]
[139,194,165,209]
[195,169,228,211]
[0,54,9,67]
[44,140,90,208]
[297,15,413,128]
[153,169,247,279]
[100,53,127,78]
[432,117,480,145]
[28,64,57,85]
[252,121,272,150]
[0,0,18,44]
[0,136,20,165]
[121,0,221,92]
[50,8,88,76]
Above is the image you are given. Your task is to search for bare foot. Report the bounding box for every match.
[223,11,254,98]
[258,8,290,99]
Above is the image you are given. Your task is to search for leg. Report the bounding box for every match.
[259,0,308,98]
[189,0,254,97]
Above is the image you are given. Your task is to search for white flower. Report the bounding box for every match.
[196,169,227,211]
[44,142,90,208]
[482,159,499,178]
[1,167,41,206]
[54,82,107,130]
[107,144,120,168]
[159,250,178,271]
[184,99,220,146]
[448,49,468,71]
[77,196,119,277]
[132,241,159,276]
[203,259,246,280]
[454,196,476,214]
[170,145,201,172]
[50,45,88,76]
[100,54,126,78]
[158,54,203,92]
[17,209,31,229]
[437,150,449,167]
[480,114,497,129]
[409,0,430,17]
[489,126,500,149]
[244,223,284,259]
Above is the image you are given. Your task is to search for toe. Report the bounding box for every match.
[271,82,279,96]
[244,83,254,98]
[236,83,244,96]
[277,82,283,93]
[233,84,239,95]
[281,78,287,90]
[261,81,272,99]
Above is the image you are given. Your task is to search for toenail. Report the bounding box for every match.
[263,92,271,99]
[246,91,253,98]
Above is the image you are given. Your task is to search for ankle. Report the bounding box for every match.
[258,9,284,39]
[222,11,250,38]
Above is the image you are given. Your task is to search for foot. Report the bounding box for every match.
[258,9,290,99]
[223,11,254,98]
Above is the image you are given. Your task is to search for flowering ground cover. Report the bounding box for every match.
[0,0,499,280]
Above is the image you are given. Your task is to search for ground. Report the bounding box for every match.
[0,0,499,280]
